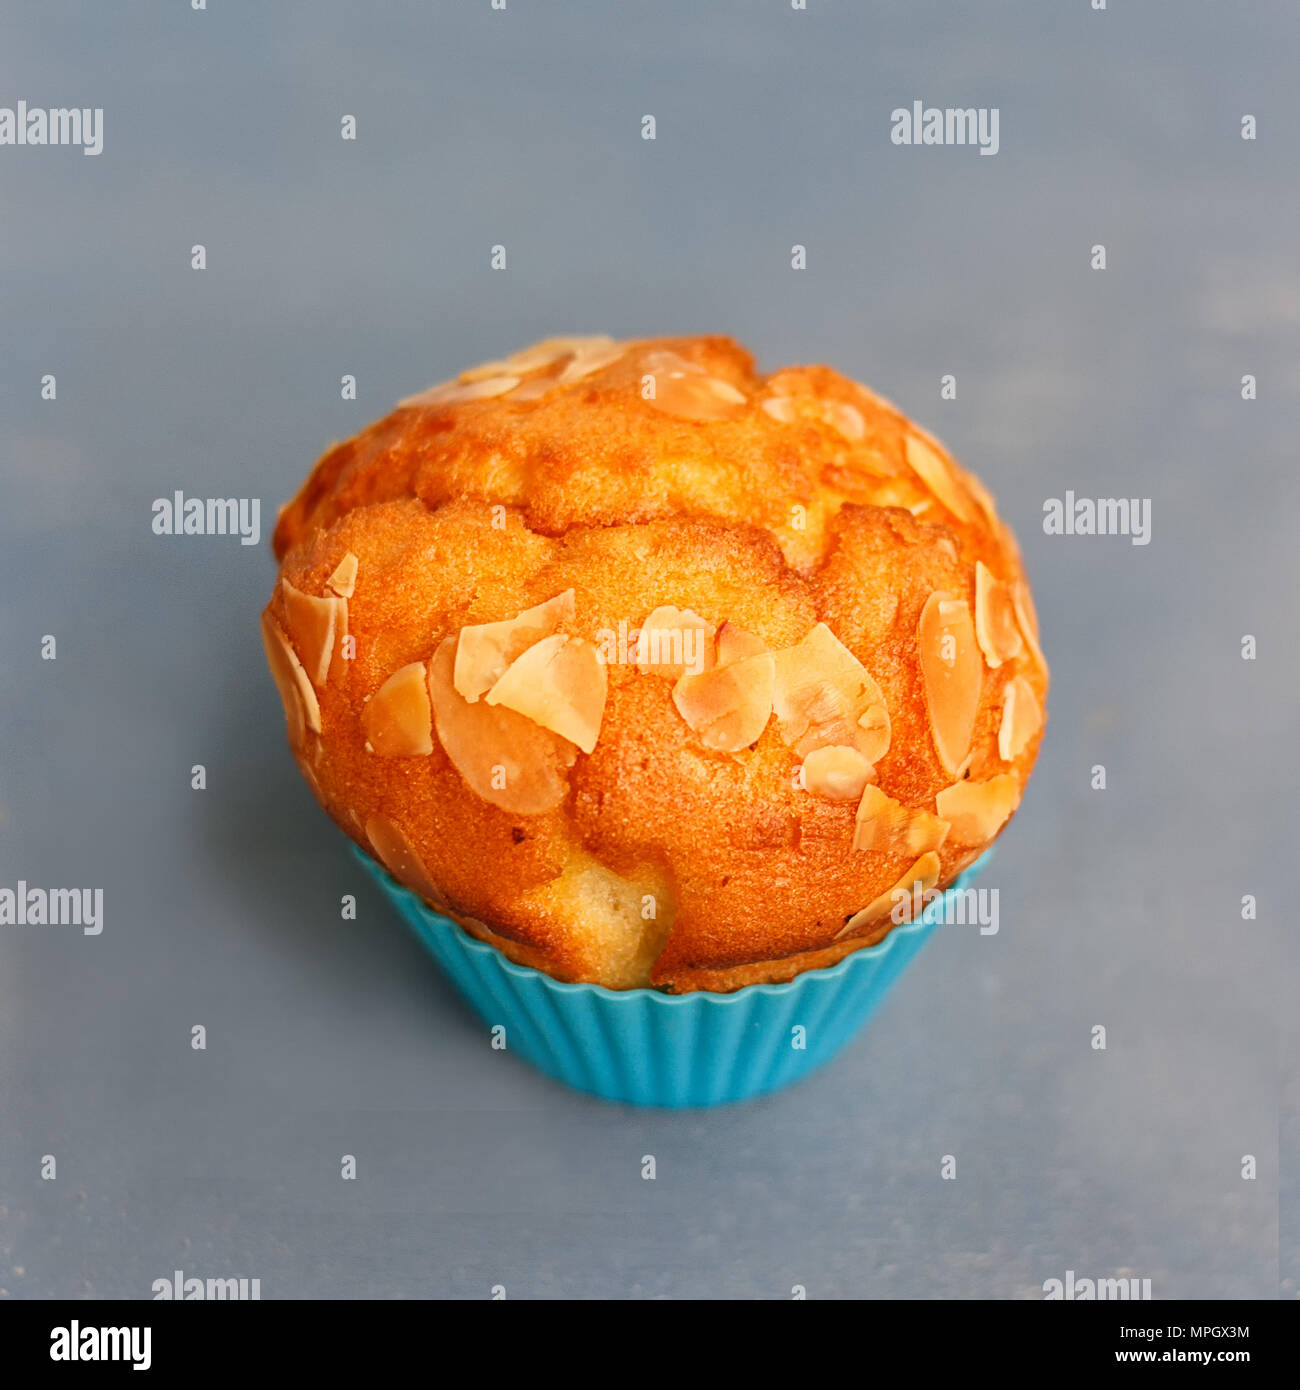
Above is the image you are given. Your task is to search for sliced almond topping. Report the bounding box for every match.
[458,358,515,383]
[835,852,942,940]
[1012,579,1049,675]
[326,552,359,599]
[454,589,576,703]
[364,813,447,907]
[760,395,798,424]
[904,432,976,522]
[762,369,805,395]
[962,467,1001,529]
[672,651,775,753]
[261,612,320,745]
[466,337,623,391]
[935,774,1022,843]
[280,580,342,688]
[857,700,890,745]
[510,336,603,373]
[485,634,607,754]
[331,596,350,680]
[362,662,434,757]
[715,621,768,666]
[853,785,950,855]
[998,674,1042,761]
[507,374,560,402]
[770,622,891,762]
[556,340,628,384]
[918,591,982,775]
[709,378,747,403]
[974,561,1024,669]
[642,350,748,422]
[428,636,576,815]
[824,401,866,442]
[635,606,717,679]
[761,394,866,443]
[802,744,874,801]
[649,374,749,421]
[398,375,520,408]
[509,335,614,375]
[642,348,701,376]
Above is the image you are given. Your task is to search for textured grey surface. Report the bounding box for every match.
[1,1,1295,1299]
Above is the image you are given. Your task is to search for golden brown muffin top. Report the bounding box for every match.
[265,335,1047,992]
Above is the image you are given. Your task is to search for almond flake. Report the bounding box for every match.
[935,774,1022,843]
[761,394,865,443]
[458,359,515,383]
[635,606,717,679]
[364,814,447,907]
[710,378,747,403]
[904,432,976,522]
[998,675,1042,761]
[1012,578,1049,675]
[649,374,748,421]
[470,337,621,392]
[853,785,950,855]
[672,651,775,753]
[918,591,982,775]
[802,744,874,801]
[825,401,866,441]
[715,621,768,666]
[857,702,890,747]
[428,636,576,815]
[509,335,614,375]
[261,611,320,745]
[770,622,891,762]
[281,580,342,688]
[761,396,798,424]
[962,468,1001,529]
[507,375,560,401]
[642,350,747,421]
[398,375,520,408]
[642,348,702,377]
[454,590,576,703]
[973,561,1024,669]
[362,662,434,757]
[556,340,628,384]
[762,369,805,395]
[484,634,607,754]
[326,552,359,599]
[835,852,942,940]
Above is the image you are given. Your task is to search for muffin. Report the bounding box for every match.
[263,335,1046,1099]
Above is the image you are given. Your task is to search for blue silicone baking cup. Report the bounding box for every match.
[354,846,989,1108]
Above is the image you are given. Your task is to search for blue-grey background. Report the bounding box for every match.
[1,0,1295,1299]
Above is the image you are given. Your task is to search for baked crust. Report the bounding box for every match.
[266,335,1047,992]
